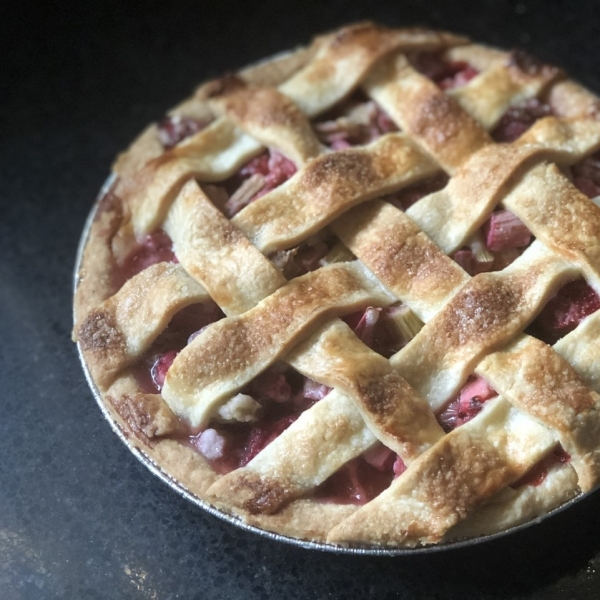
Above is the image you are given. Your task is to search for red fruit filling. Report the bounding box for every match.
[452,209,533,276]
[528,279,600,345]
[571,150,600,199]
[269,237,334,279]
[483,209,532,252]
[343,304,421,358]
[385,173,449,211]
[492,98,553,143]
[313,443,406,505]
[223,149,297,217]
[451,248,483,276]
[411,52,479,89]
[512,446,571,489]
[190,413,300,475]
[157,115,209,149]
[131,301,225,394]
[314,96,399,149]
[192,366,323,475]
[437,376,499,432]
[314,457,392,505]
[114,229,177,289]
[238,414,298,467]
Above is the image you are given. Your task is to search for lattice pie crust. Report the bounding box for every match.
[73,23,600,547]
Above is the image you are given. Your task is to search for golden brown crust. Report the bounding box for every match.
[206,75,322,164]
[233,134,438,253]
[74,23,600,548]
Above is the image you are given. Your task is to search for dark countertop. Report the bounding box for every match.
[2,1,600,598]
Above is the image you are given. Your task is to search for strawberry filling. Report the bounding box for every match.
[528,279,600,345]
[157,115,209,149]
[437,375,499,432]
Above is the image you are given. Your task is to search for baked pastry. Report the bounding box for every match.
[73,22,600,548]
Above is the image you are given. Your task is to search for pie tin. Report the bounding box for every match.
[74,177,593,557]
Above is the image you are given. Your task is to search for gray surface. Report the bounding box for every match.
[2,0,600,598]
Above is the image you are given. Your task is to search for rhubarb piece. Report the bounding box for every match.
[437,376,498,432]
[157,115,209,149]
[411,52,479,89]
[314,99,398,148]
[224,149,297,216]
[393,455,407,478]
[571,150,600,199]
[363,443,396,471]
[115,229,177,288]
[300,378,331,401]
[492,98,553,142]
[531,279,600,344]
[343,304,422,357]
[385,305,423,343]
[224,174,266,217]
[451,247,494,276]
[469,231,494,271]
[483,210,532,252]
[353,307,381,348]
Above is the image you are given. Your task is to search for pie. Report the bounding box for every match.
[73,22,600,548]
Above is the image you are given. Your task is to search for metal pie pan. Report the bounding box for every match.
[74,174,593,557]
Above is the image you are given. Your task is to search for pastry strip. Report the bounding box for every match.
[363,53,492,173]
[128,23,467,237]
[161,261,395,427]
[477,335,600,491]
[77,263,208,387]
[206,76,322,165]
[164,180,286,316]
[232,134,438,253]
[502,163,600,290]
[389,242,577,411]
[327,397,556,546]
[286,320,444,459]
